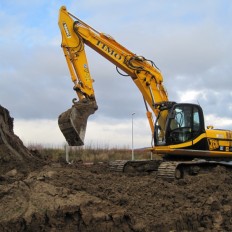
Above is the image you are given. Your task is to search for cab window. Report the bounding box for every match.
[166,104,202,144]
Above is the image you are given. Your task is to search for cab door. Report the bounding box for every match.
[165,104,205,145]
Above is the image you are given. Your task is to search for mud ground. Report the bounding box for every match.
[1,105,232,232]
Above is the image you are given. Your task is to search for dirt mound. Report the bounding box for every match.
[1,104,232,231]
[0,167,131,232]
[0,105,44,178]
[1,163,232,232]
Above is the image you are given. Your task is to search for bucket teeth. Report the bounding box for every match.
[58,99,97,146]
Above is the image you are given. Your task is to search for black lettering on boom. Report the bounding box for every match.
[96,40,122,60]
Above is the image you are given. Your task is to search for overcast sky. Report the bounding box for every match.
[0,0,232,148]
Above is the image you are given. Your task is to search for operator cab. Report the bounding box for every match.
[154,103,205,146]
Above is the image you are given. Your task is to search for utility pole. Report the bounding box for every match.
[131,112,135,160]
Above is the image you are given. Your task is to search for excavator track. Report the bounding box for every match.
[157,161,183,179]
[110,159,232,180]
[109,160,129,172]
[109,160,162,173]
[158,159,232,180]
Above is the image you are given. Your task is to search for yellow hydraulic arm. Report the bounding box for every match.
[58,6,169,139]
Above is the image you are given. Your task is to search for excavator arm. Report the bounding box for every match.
[58,6,171,146]
[58,6,98,146]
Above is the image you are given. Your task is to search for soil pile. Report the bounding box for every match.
[1,163,232,232]
[0,105,44,178]
[1,105,232,231]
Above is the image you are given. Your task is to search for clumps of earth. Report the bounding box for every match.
[1,104,232,232]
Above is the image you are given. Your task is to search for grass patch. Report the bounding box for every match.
[27,144,154,163]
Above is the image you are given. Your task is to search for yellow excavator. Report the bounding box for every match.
[58,6,232,179]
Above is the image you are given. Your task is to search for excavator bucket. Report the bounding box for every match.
[58,100,98,146]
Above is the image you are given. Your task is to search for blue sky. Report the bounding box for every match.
[0,0,232,147]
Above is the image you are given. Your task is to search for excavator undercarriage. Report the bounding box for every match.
[109,160,162,173]
[109,158,232,180]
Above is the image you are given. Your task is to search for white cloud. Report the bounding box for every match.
[1,0,232,148]
[13,117,152,148]
[177,90,206,103]
[205,114,232,129]
[14,119,65,147]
